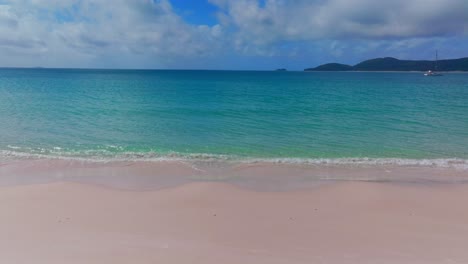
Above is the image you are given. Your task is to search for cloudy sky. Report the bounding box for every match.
[0,0,467,70]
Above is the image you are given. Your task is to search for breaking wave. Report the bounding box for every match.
[1,149,467,170]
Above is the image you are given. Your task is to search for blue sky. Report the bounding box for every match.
[170,0,219,25]
[0,0,467,70]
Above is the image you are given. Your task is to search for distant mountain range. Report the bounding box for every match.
[305,57,468,72]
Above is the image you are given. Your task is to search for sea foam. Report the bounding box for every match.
[1,150,467,170]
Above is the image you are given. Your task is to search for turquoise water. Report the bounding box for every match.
[0,69,467,163]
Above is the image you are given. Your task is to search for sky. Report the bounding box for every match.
[0,0,467,70]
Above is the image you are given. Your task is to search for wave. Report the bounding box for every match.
[1,149,467,170]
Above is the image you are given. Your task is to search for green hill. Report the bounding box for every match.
[305,57,468,72]
[309,63,353,71]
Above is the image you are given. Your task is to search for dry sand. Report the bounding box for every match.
[0,162,468,264]
[1,175,468,263]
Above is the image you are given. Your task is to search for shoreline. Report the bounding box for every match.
[1,158,467,190]
[2,151,467,167]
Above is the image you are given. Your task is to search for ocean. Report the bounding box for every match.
[0,68,467,167]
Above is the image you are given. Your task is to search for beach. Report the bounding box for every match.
[1,69,467,263]
[1,0,467,262]
[0,160,468,263]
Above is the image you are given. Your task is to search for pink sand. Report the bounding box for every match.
[1,177,468,263]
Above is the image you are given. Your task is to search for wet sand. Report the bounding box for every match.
[1,159,468,263]
[1,159,467,190]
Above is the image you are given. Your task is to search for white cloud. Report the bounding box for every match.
[210,0,468,43]
[0,0,466,69]
[0,0,224,67]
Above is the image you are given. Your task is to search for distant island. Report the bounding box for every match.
[275,68,287,71]
[305,57,468,72]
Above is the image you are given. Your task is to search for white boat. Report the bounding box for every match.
[424,51,443,76]
[424,70,442,76]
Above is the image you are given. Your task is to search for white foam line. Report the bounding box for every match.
[0,150,467,170]
[244,158,468,170]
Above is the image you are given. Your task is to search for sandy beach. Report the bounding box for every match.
[1,160,468,263]
[1,1,467,263]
